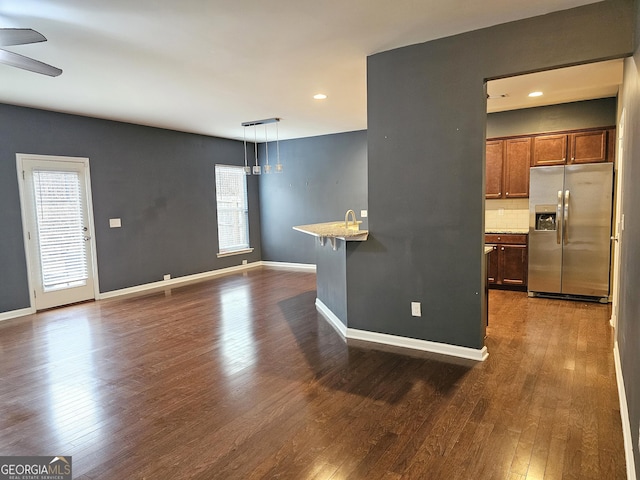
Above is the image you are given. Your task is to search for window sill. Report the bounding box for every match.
[217,248,254,258]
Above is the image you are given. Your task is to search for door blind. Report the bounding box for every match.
[32,169,88,291]
[215,165,249,253]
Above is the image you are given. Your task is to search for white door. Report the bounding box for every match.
[17,154,98,310]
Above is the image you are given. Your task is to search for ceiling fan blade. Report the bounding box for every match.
[0,28,47,47]
[0,49,62,76]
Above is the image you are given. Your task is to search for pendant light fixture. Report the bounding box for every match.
[242,126,251,175]
[241,117,283,175]
[275,120,283,172]
[252,124,261,175]
[263,124,271,174]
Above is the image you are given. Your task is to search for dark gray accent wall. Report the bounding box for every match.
[487,97,617,138]
[617,2,640,476]
[259,131,367,264]
[316,240,348,325]
[0,104,261,313]
[347,0,635,350]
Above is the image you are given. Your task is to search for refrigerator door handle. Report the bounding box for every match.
[564,190,570,244]
[556,190,563,245]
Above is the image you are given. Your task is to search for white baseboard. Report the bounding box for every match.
[614,341,637,480]
[99,261,263,300]
[0,307,35,323]
[348,329,489,362]
[1,261,313,319]
[315,298,347,336]
[315,298,488,362]
[261,261,316,272]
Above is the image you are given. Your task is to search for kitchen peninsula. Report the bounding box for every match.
[294,212,488,362]
[293,211,369,335]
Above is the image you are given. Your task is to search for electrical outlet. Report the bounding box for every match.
[242,259,248,265]
[361,210,368,218]
[498,208,505,216]
[411,302,421,317]
[163,274,171,281]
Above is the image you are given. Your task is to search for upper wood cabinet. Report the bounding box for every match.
[530,127,613,167]
[569,129,607,164]
[485,140,504,199]
[532,134,567,166]
[503,138,530,198]
[487,126,614,198]
[485,138,530,199]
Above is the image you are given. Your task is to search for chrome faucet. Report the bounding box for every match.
[345,209,357,229]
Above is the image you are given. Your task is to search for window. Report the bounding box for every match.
[32,169,89,291]
[215,165,252,256]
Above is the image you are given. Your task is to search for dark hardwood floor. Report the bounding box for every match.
[0,268,625,479]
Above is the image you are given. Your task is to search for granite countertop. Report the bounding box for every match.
[485,228,529,234]
[484,245,494,254]
[293,221,369,241]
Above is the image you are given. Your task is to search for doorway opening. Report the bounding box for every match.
[484,58,624,319]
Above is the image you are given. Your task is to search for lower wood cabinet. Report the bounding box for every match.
[485,234,528,289]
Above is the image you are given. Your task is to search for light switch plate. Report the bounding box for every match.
[411,302,421,317]
[109,218,122,228]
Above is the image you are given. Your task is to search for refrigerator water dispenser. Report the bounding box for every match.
[534,205,557,231]
[535,213,556,231]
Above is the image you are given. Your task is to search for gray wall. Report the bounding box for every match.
[316,240,348,325]
[487,97,617,138]
[345,0,634,350]
[0,104,261,313]
[617,2,640,476]
[259,130,367,264]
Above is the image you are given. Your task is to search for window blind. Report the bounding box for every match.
[33,170,88,291]
[215,165,249,253]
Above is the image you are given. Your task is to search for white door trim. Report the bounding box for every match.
[16,153,100,311]
[610,109,625,330]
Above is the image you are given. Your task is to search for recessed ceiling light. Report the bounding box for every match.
[528,91,543,97]
[313,93,327,100]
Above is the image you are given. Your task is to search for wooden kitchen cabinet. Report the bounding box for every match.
[500,244,528,286]
[485,138,529,199]
[485,234,528,289]
[485,140,504,199]
[487,245,499,284]
[532,134,567,166]
[504,138,530,198]
[530,127,613,167]
[569,129,607,164]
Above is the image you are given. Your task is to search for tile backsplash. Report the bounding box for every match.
[485,198,529,231]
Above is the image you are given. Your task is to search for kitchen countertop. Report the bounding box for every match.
[485,228,529,234]
[293,221,369,241]
[484,246,493,254]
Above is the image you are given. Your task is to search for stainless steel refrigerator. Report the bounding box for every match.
[528,163,613,301]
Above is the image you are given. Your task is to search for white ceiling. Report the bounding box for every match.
[0,0,612,141]
[487,59,623,113]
